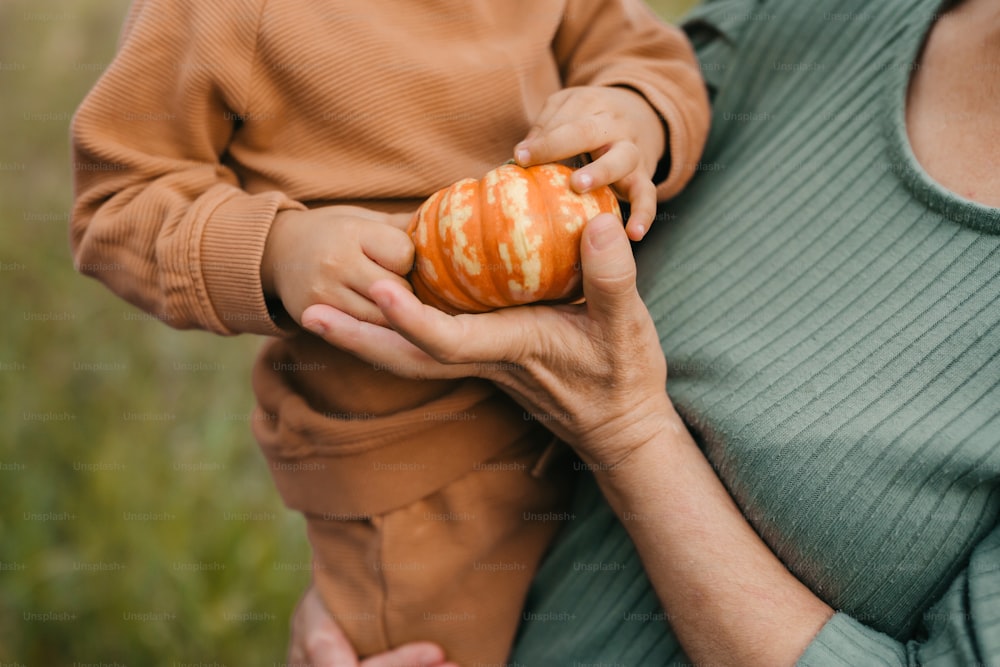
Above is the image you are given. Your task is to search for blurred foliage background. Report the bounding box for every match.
[0,0,698,663]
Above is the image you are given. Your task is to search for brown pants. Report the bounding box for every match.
[252,338,574,666]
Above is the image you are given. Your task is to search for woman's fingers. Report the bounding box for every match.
[332,245,416,328]
[302,295,525,382]
[368,282,533,369]
[287,586,455,667]
[304,282,539,380]
[301,303,473,380]
[328,288,391,328]
[288,586,360,667]
[360,643,457,667]
[579,214,643,328]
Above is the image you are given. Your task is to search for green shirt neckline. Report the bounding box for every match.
[884,3,1000,235]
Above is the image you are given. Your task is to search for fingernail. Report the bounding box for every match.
[590,218,618,250]
[303,319,326,336]
[576,173,593,191]
[515,147,530,164]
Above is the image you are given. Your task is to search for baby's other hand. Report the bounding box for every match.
[514,85,665,241]
[261,206,415,328]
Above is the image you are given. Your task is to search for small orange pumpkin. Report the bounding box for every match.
[407,163,622,314]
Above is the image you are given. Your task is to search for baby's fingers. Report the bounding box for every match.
[360,223,415,276]
[335,288,392,328]
[616,172,657,241]
[571,141,642,193]
[515,114,613,168]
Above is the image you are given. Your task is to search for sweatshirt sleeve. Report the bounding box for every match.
[553,0,711,200]
[798,520,1000,666]
[70,0,305,337]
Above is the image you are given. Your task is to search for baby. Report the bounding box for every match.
[70,0,709,663]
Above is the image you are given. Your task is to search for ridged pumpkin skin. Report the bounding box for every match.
[407,163,622,314]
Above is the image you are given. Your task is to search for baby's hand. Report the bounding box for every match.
[514,85,665,241]
[261,205,415,328]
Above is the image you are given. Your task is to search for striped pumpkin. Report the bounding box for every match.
[407,163,622,314]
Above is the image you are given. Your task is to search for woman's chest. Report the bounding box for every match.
[638,167,1000,635]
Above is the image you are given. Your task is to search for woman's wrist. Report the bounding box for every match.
[260,207,301,300]
[584,393,686,490]
[587,396,833,667]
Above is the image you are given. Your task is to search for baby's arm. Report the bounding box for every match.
[71,0,411,334]
[516,0,711,240]
[71,0,293,335]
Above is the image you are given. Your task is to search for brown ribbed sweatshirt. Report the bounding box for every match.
[70,1,709,660]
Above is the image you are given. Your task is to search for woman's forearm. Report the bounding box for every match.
[593,402,834,667]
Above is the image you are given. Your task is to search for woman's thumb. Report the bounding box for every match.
[579,214,639,323]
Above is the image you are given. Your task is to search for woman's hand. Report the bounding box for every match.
[288,585,458,667]
[514,86,666,241]
[300,213,673,469]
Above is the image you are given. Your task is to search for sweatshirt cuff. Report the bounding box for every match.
[796,613,907,666]
[596,75,710,201]
[200,190,305,336]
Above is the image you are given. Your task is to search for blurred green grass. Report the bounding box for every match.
[0,0,698,663]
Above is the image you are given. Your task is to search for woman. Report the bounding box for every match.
[293,0,1000,663]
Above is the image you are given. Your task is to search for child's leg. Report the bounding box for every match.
[253,338,575,664]
[310,430,574,664]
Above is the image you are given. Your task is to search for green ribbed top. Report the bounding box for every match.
[509,0,1000,664]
